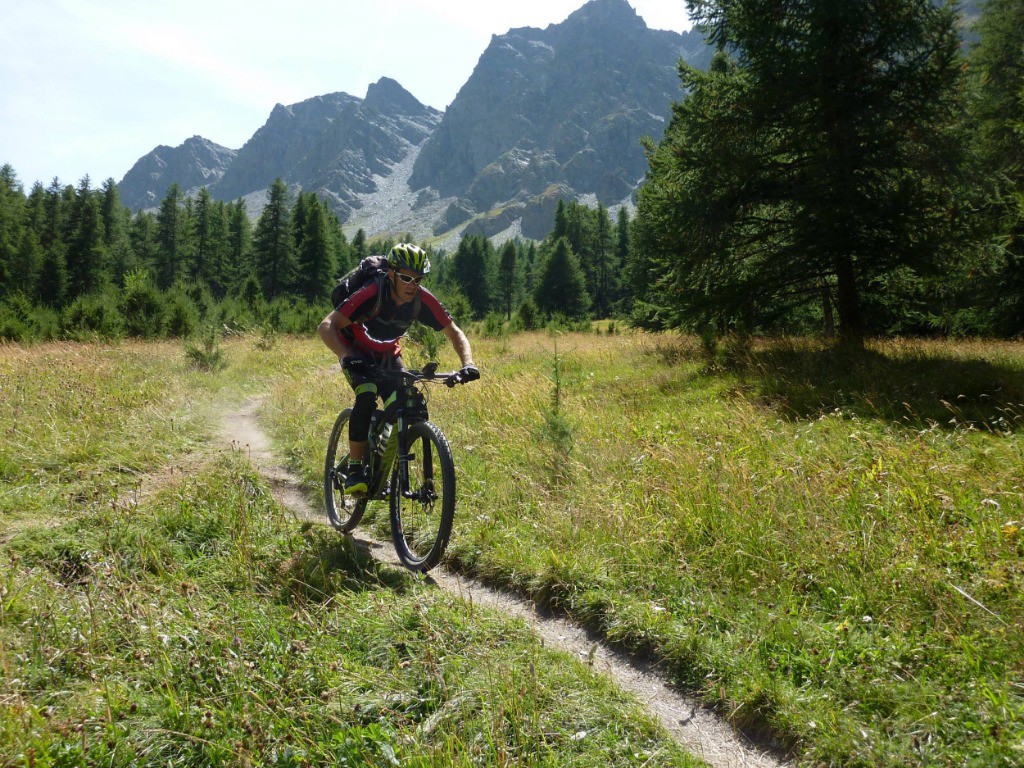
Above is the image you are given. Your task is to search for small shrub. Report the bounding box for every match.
[437,287,472,326]
[406,321,441,362]
[516,298,539,331]
[63,292,125,339]
[164,288,200,338]
[481,311,507,338]
[0,306,30,341]
[120,270,165,337]
[184,327,227,372]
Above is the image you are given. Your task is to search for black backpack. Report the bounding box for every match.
[331,255,389,319]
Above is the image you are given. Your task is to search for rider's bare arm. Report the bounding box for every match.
[443,322,474,367]
[318,310,354,359]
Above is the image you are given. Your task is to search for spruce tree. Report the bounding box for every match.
[970,0,1024,333]
[226,200,253,294]
[11,229,42,297]
[252,178,296,299]
[451,235,493,318]
[635,0,967,343]
[498,240,518,319]
[592,202,614,317]
[99,178,125,248]
[535,237,590,319]
[295,194,333,302]
[352,228,368,262]
[0,164,24,298]
[66,176,105,298]
[615,206,631,311]
[155,183,185,289]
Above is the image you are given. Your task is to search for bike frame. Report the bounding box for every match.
[366,363,457,499]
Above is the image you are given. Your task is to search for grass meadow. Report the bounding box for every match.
[0,337,697,768]
[2,329,1022,766]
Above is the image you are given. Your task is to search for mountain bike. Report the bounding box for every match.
[323,361,470,572]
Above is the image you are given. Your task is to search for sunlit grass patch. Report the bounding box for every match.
[266,329,1024,766]
[0,450,698,767]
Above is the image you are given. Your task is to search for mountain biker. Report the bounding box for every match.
[317,242,479,495]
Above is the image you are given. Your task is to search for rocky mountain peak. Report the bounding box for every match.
[118,135,237,210]
[407,0,710,238]
[563,0,645,31]
[364,77,433,116]
[117,0,713,244]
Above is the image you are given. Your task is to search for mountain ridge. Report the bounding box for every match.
[118,0,710,242]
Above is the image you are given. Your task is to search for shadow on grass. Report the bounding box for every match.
[277,522,415,602]
[723,339,1024,431]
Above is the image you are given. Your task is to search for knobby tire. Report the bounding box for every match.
[324,408,367,532]
[390,420,456,572]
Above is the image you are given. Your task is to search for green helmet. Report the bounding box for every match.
[387,243,431,275]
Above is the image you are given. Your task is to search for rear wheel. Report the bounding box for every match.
[390,420,456,572]
[324,409,367,532]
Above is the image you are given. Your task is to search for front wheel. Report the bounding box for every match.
[390,421,456,572]
[324,408,367,532]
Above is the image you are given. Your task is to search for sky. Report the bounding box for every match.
[0,0,694,191]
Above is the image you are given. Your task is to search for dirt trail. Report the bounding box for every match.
[221,396,791,768]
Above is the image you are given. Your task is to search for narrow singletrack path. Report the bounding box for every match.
[221,396,791,768]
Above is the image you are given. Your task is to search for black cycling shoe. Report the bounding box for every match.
[344,465,369,496]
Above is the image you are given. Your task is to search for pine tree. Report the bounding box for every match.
[352,228,368,262]
[66,176,105,298]
[970,0,1024,333]
[155,184,185,289]
[99,179,125,248]
[535,237,590,319]
[614,206,631,310]
[525,242,537,296]
[129,212,159,274]
[295,194,333,302]
[634,0,967,343]
[11,228,42,297]
[226,200,253,294]
[0,164,25,298]
[252,178,296,299]
[498,240,518,319]
[451,235,493,318]
[192,188,230,293]
[592,202,614,317]
[37,241,68,307]
[40,178,67,253]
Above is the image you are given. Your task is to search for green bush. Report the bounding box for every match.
[0,296,62,342]
[184,326,227,371]
[217,296,258,333]
[120,270,165,337]
[63,291,125,339]
[0,306,29,341]
[163,288,200,338]
[481,311,507,338]
[515,298,540,331]
[265,297,323,334]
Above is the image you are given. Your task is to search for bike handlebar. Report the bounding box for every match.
[341,358,475,387]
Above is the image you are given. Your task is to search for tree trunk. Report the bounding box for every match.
[821,280,836,339]
[834,254,863,348]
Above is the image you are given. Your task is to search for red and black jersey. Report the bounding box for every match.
[338,280,452,353]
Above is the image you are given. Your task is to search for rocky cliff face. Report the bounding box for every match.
[409,0,711,238]
[119,77,441,218]
[118,0,712,242]
[119,136,237,209]
[212,79,441,220]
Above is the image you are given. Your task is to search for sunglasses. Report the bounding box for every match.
[394,272,423,285]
